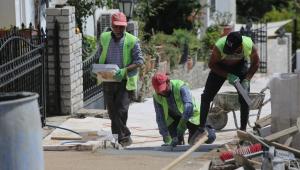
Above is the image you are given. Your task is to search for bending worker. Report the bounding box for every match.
[98,12,144,147]
[193,31,259,142]
[152,72,215,146]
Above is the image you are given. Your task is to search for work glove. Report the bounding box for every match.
[227,73,239,85]
[241,79,250,91]
[161,135,172,146]
[114,68,127,81]
[176,119,187,137]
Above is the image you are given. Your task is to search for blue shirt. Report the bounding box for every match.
[154,85,193,137]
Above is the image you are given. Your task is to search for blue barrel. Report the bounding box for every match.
[0,92,44,170]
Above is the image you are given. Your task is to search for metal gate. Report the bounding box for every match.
[240,21,268,73]
[82,48,103,107]
[0,25,47,125]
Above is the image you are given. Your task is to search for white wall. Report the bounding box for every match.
[83,15,95,36]
[0,0,35,28]
[83,8,119,37]
[267,33,293,73]
[0,0,17,28]
[200,0,236,29]
[21,0,35,27]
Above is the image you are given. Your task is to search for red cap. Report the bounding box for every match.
[152,72,168,93]
[112,12,127,26]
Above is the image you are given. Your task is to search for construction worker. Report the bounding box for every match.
[98,12,144,147]
[191,31,259,143]
[152,72,215,146]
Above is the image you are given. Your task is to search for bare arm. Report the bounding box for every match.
[208,46,228,78]
[245,46,260,80]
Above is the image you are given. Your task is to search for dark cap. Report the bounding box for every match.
[223,32,242,55]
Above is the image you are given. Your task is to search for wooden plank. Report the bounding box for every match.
[162,134,208,170]
[264,126,298,142]
[43,144,93,151]
[236,130,257,143]
[284,136,294,146]
[255,115,271,128]
[267,141,300,158]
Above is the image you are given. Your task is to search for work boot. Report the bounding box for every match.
[119,137,133,147]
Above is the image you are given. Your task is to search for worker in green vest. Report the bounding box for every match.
[98,12,144,147]
[190,32,259,144]
[152,72,215,146]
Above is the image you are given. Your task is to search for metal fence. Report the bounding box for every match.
[0,24,47,125]
[240,21,268,73]
[82,48,103,105]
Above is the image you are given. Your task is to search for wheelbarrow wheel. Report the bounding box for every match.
[207,107,228,130]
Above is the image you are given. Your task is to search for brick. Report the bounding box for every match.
[63,6,75,14]
[46,16,54,23]
[61,7,72,16]
[56,16,71,23]
[59,30,73,38]
[46,8,62,16]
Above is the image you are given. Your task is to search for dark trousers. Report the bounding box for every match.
[168,115,199,144]
[200,61,250,130]
[103,81,132,143]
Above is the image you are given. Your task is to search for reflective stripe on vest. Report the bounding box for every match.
[99,32,139,90]
[153,80,200,126]
[215,36,253,61]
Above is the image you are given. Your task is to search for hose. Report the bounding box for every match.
[44,124,80,135]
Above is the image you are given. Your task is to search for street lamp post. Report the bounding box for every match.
[117,0,138,36]
[118,0,135,20]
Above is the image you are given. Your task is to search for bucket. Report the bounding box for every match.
[0,92,44,170]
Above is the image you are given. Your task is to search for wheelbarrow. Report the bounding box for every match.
[207,87,270,130]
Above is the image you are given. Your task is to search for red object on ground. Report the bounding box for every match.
[219,143,263,161]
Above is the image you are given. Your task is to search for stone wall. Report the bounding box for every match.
[46,6,83,115]
[170,62,209,89]
[139,62,209,100]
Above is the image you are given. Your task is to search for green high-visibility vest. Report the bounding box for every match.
[99,31,138,91]
[215,36,253,61]
[153,80,200,127]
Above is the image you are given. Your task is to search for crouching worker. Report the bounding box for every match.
[152,72,215,147]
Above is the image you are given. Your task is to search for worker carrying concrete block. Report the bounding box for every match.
[151,72,216,147]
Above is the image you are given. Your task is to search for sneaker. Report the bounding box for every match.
[205,125,216,144]
[119,137,133,147]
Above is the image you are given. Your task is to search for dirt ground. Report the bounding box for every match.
[44,150,212,170]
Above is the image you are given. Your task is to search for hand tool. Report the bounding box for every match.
[233,79,252,106]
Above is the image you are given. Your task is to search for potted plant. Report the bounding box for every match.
[212,11,233,36]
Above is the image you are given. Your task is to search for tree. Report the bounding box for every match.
[263,1,300,50]
[135,0,202,40]
[236,0,289,22]
[66,0,116,33]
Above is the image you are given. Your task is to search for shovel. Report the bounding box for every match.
[233,79,252,107]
